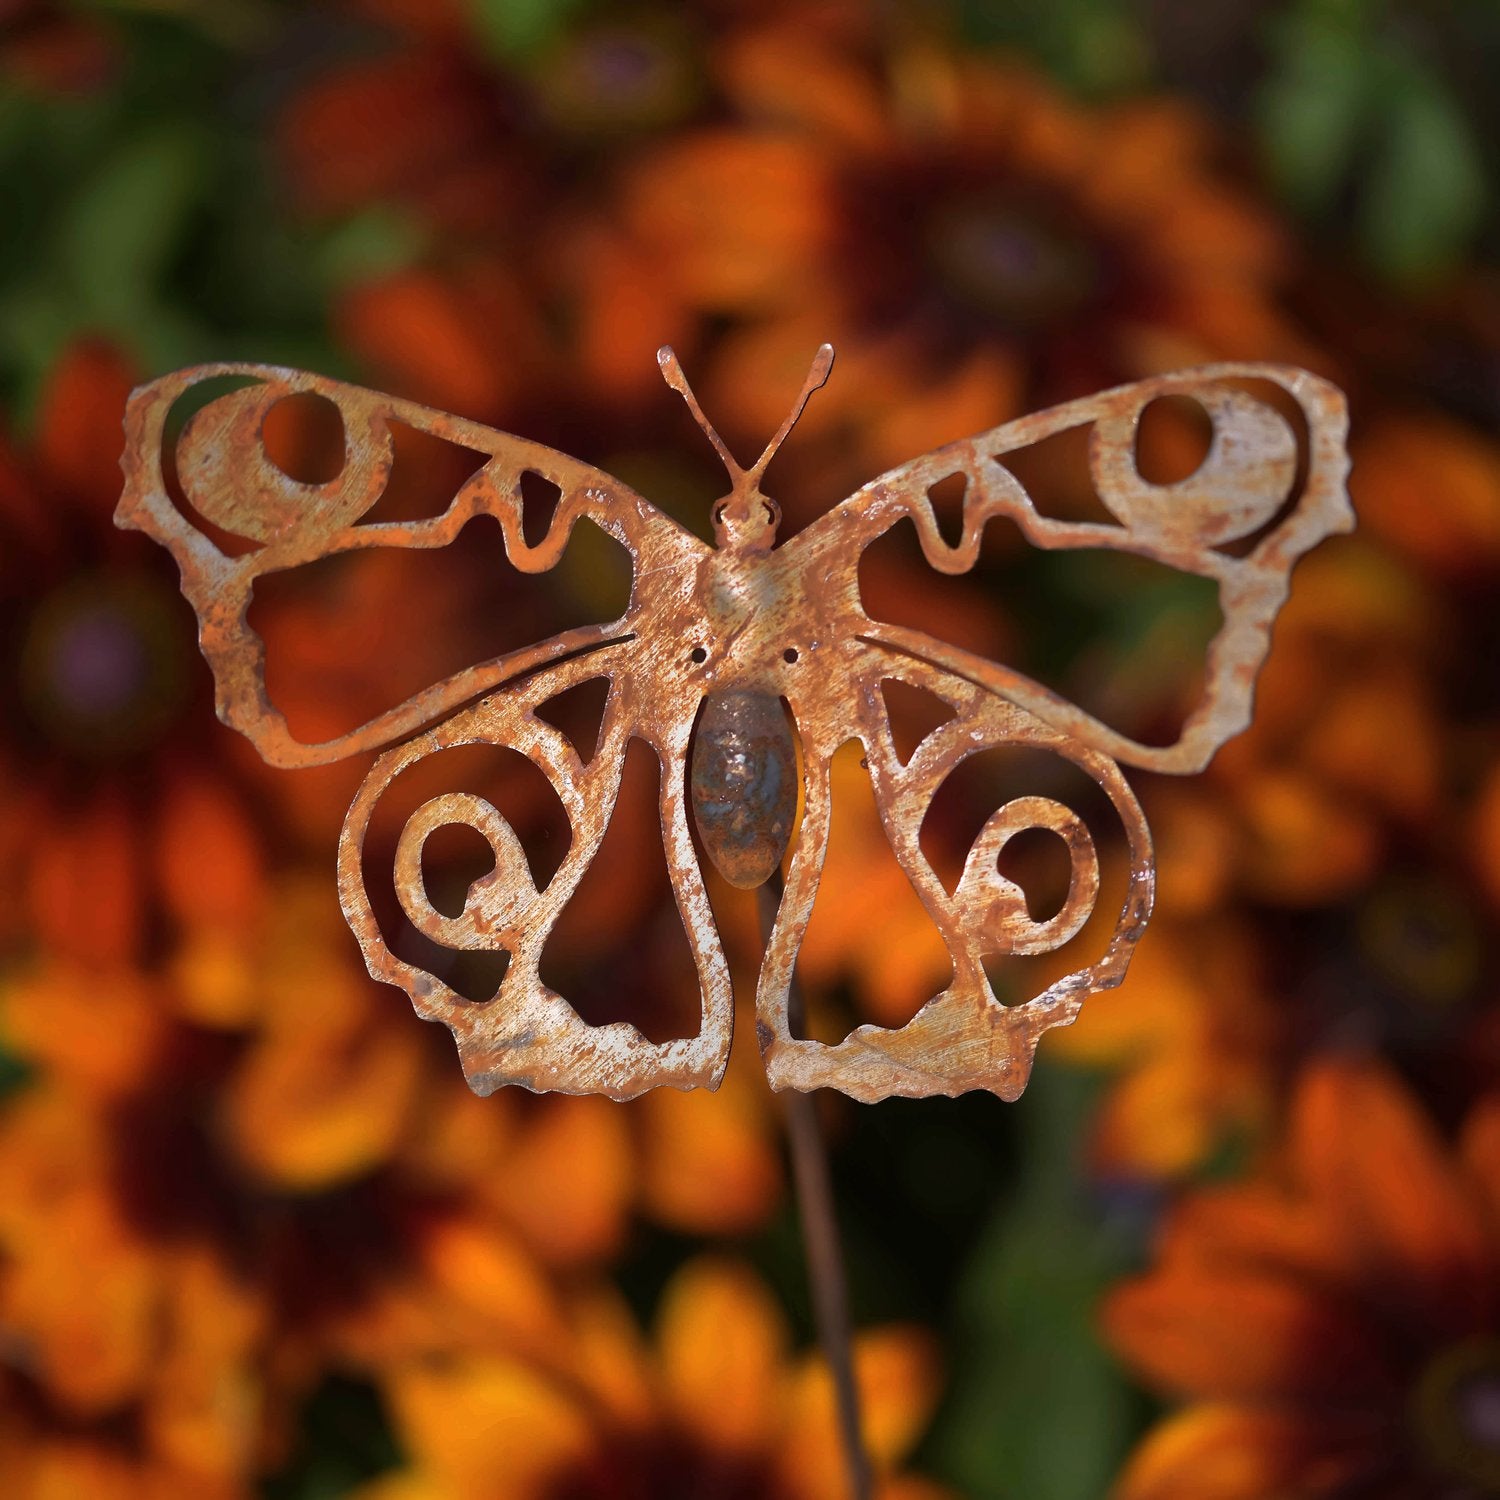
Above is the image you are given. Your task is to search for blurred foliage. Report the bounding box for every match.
[262,1378,399,1500]
[929,1067,1146,1500]
[0,8,420,417]
[965,0,1499,282]
[472,0,592,59]
[1259,0,1491,282]
[1,0,1497,418]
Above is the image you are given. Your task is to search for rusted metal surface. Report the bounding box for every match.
[691,689,800,891]
[116,351,1352,1102]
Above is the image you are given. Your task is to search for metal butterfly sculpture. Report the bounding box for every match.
[117,348,1351,1103]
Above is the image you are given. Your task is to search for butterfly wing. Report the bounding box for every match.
[337,637,733,1099]
[753,364,1349,1100]
[117,363,710,767]
[758,634,1152,1101]
[121,364,730,1097]
[785,363,1352,775]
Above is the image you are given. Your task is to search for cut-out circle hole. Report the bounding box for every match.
[261,392,346,485]
[1134,394,1214,487]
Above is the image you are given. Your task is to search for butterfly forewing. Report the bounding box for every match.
[787,363,1353,776]
[117,363,707,768]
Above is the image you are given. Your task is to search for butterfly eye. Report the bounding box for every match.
[689,646,708,665]
[783,647,800,664]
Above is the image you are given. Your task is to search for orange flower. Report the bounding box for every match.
[0,339,222,968]
[1045,914,1276,1178]
[0,867,784,1489]
[1104,1057,1500,1497]
[353,1256,951,1500]
[276,2,703,236]
[0,1375,244,1500]
[1199,537,1443,905]
[0,886,576,1485]
[277,3,702,416]
[1351,411,1500,579]
[1046,526,1486,1176]
[795,742,954,1034]
[618,29,1315,502]
[0,1084,265,1490]
[276,21,527,235]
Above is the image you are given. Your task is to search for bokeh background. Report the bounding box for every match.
[3,0,1500,1496]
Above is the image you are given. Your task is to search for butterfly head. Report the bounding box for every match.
[658,343,833,554]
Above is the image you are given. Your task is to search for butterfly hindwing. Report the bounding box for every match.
[337,640,734,1099]
[757,640,1151,1101]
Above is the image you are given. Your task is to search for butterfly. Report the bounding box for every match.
[117,348,1351,1103]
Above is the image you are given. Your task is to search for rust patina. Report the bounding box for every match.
[116,348,1352,1102]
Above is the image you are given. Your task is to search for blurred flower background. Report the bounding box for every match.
[2,0,1499,1495]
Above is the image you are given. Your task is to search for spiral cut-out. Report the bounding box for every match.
[954,795,1099,957]
[392,793,538,950]
[334,649,735,1100]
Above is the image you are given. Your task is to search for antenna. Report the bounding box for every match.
[658,346,743,481]
[748,343,834,482]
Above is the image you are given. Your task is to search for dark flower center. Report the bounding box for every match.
[1414,1339,1500,1491]
[927,196,1100,327]
[538,22,694,136]
[18,574,187,757]
[1358,876,1481,1013]
[545,1428,774,1499]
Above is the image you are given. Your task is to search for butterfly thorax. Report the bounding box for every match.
[711,483,780,554]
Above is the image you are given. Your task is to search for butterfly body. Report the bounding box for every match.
[117,346,1352,1103]
[690,688,797,890]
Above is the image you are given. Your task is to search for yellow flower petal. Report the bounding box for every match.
[658,1257,789,1452]
[636,1027,780,1235]
[388,1357,593,1499]
[778,1327,942,1498]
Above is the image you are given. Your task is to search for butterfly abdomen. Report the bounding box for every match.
[690,689,798,890]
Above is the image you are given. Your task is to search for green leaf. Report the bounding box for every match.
[928,1065,1141,1499]
[312,208,428,295]
[470,0,588,60]
[1360,62,1486,283]
[957,0,1148,96]
[56,126,208,326]
[0,283,87,426]
[1257,16,1370,212]
[260,1375,400,1500]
